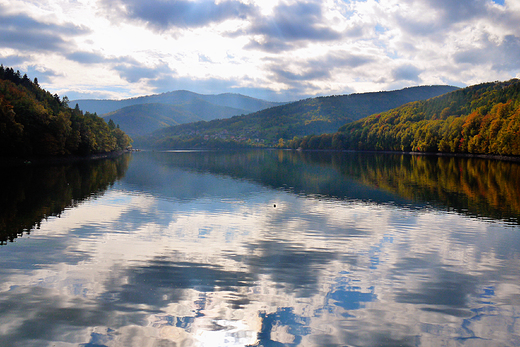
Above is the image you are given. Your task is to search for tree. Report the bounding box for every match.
[61,96,69,107]
[108,118,116,130]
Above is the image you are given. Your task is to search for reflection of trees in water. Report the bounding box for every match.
[144,150,520,224]
[0,154,131,244]
[286,150,520,224]
[325,152,520,224]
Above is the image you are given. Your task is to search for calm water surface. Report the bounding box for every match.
[1,150,520,347]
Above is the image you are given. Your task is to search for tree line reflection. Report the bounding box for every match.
[2,149,518,246]
[0,154,131,244]
[144,150,520,224]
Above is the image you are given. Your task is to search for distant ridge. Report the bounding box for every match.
[71,90,284,116]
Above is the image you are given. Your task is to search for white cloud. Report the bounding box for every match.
[1,0,519,101]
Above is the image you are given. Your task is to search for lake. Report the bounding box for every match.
[1,150,519,347]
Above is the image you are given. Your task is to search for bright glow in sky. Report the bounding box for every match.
[1,0,519,101]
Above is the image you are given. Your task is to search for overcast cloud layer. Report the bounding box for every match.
[1,0,519,101]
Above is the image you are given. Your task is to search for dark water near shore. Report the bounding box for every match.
[1,150,519,346]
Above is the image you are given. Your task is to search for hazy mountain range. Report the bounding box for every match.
[71,91,284,136]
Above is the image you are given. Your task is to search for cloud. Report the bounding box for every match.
[267,50,375,87]
[0,5,90,53]
[63,89,122,101]
[454,34,520,72]
[114,61,174,83]
[3,0,520,102]
[148,74,238,94]
[394,263,478,308]
[492,35,520,71]
[0,57,60,84]
[25,65,61,84]
[101,0,256,31]
[66,51,108,64]
[391,64,422,82]
[113,259,255,308]
[316,51,376,69]
[270,65,330,82]
[390,0,491,37]
[245,240,337,297]
[142,74,303,102]
[242,1,343,52]
[244,39,294,53]
[419,0,489,24]
[198,54,213,63]
[0,54,32,66]
[135,49,366,101]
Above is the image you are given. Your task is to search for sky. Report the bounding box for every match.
[1,0,519,102]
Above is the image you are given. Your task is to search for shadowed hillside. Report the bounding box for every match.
[101,100,251,137]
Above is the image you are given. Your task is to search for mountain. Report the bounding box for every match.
[101,99,250,137]
[102,103,201,137]
[290,79,520,156]
[71,90,284,116]
[137,85,459,148]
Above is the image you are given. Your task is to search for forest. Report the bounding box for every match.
[0,66,132,158]
[287,79,520,156]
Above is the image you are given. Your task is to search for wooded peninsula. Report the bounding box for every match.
[0,66,132,158]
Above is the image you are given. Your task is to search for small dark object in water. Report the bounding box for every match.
[274,204,276,208]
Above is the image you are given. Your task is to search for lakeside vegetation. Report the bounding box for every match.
[0,66,132,158]
[288,79,520,156]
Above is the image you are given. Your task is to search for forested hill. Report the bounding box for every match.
[0,66,132,158]
[289,79,520,156]
[138,85,457,148]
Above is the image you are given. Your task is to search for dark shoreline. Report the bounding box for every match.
[329,149,520,163]
[144,146,520,163]
[0,150,131,167]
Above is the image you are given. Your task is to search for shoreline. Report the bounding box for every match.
[289,148,520,162]
[348,149,520,163]
[403,150,520,162]
[59,146,520,164]
[142,146,520,163]
[0,150,132,167]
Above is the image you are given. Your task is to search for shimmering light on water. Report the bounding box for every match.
[1,150,520,346]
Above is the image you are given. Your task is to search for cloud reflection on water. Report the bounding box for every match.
[0,151,519,346]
